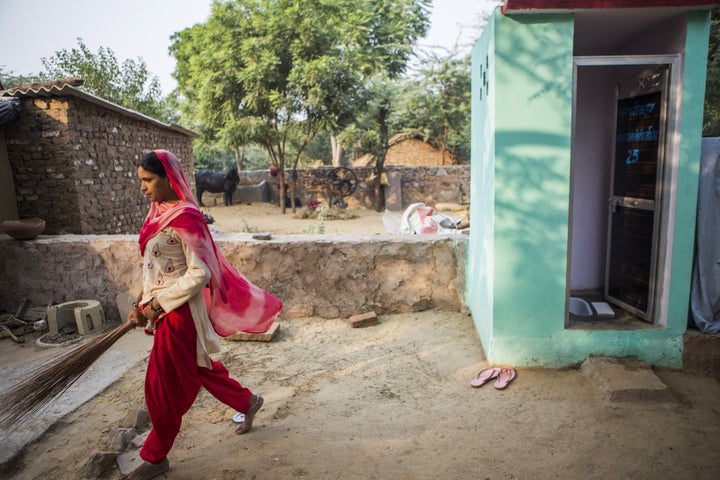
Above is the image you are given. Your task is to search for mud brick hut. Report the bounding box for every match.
[353,132,458,167]
[0,79,197,234]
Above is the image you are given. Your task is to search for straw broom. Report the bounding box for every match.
[0,322,134,432]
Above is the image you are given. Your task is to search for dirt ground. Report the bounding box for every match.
[200,202,469,235]
[1,203,719,480]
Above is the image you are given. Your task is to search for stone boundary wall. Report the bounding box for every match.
[0,235,467,323]
[204,165,470,210]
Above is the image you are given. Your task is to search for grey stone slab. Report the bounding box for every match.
[580,356,678,405]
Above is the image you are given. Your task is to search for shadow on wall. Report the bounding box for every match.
[0,238,142,324]
[0,235,467,324]
[491,14,575,313]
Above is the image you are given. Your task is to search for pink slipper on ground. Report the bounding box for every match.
[471,367,501,387]
[493,367,517,389]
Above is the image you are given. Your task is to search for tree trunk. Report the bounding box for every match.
[441,119,449,165]
[330,133,343,167]
[290,169,297,214]
[279,169,286,214]
[374,101,389,212]
[235,145,245,171]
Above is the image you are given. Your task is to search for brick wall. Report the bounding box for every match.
[2,95,195,234]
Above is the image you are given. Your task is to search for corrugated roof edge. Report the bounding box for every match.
[0,82,198,138]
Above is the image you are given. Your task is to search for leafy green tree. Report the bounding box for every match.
[170,0,429,213]
[302,131,334,167]
[38,38,172,122]
[704,7,720,137]
[0,69,43,89]
[338,77,399,163]
[391,52,471,163]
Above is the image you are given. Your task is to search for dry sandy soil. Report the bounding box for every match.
[201,202,470,236]
[1,203,719,480]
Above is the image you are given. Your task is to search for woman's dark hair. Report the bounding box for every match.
[139,152,167,178]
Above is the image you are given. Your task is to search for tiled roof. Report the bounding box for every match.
[0,79,197,138]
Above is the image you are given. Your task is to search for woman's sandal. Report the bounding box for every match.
[235,394,264,434]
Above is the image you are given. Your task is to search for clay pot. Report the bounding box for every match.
[0,217,46,240]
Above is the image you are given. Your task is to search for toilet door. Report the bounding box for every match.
[605,66,670,321]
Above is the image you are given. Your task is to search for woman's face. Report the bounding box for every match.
[138,166,175,203]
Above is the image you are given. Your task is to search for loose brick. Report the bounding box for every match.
[225,322,280,342]
[349,311,378,328]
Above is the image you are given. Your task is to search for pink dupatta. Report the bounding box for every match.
[138,150,281,335]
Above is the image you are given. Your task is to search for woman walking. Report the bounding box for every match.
[124,150,282,480]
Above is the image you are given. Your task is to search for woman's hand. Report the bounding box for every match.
[141,298,164,322]
[127,303,148,328]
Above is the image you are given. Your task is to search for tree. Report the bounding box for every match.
[704,7,720,137]
[39,38,172,122]
[390,52,471,163]
[0,69,43,90]
[348,0,431,211]
[170,0,429,213]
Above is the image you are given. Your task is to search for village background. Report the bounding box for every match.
[0,1,719,480]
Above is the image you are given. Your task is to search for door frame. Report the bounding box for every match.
[568,54,682,326]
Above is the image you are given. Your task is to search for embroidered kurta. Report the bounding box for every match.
[141,227,220,368]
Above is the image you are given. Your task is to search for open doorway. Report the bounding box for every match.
[566,55,681,329]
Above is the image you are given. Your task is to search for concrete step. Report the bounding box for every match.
[579,356,678,404]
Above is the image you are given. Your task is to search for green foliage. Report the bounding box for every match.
[302,131,334,167]
[336,52,471,164]
[170,0,429,196]
[193,141,270,171]
[0,69,43,89]
[391,52,471,162]
[704,7,720,137]
[304,206,328,234]
[337,77,398,158]
[38,38,173,122]
[192,142,238,170]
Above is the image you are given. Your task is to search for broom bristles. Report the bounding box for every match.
[0,322,134,432]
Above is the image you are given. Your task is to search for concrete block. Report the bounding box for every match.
[235,180,270,203]
[115,291,135,324]
[224,322,280,342]
[46,299,105,335]
[349,311,378,328]
[580,356,678,405]
[129,430,150,450]
[107,428,138,452]
[122,408,150,429]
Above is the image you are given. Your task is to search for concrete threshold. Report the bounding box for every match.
[579,356,678,405]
